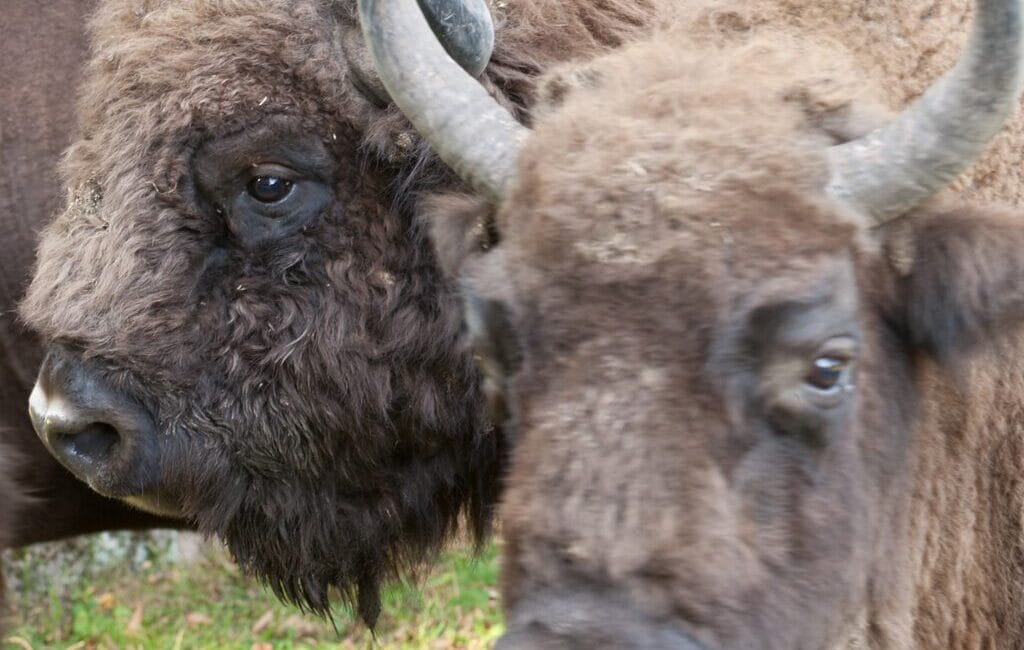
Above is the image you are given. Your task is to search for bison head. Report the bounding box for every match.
[19,0,504,624]
[364,0,1024,646]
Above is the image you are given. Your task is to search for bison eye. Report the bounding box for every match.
[247,175,294,203]
[805,356,849,392]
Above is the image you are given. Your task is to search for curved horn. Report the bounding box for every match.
[344,0,494,107]
[828,0,1024,222]
[420,0,494,78]
[359,0,527,202]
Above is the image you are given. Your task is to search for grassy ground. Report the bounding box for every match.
[4,540,503,649]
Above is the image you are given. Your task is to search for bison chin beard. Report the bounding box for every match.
[163,422,503,627]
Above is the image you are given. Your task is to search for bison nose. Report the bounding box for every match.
[29,344,160,499]
[34,405,121,470]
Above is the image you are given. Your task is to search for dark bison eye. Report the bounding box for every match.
[805,356,848,392]
[247,176,294,203]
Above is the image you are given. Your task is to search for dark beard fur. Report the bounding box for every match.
[178,420,504,627]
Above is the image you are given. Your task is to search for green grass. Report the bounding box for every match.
[4,541,503,649]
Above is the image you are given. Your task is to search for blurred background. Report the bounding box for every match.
[3,535,501,649]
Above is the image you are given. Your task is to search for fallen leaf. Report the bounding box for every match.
[250,610,274,634]
[125,604,144,635]
[95,593,116,610]
[250,644,272,650]
[185,612,212,627]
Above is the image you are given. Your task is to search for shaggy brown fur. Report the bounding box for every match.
[679,0,1024,205]
[18,0,661,624]
[432,22,1024,649]
[1,0,184,614]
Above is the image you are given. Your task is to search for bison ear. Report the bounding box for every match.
[422,192,500,281]
[422,192,519,426]
[884,203,1024,360]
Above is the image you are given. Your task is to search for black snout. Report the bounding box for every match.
[29,344,160,499]
[42,416,121,469]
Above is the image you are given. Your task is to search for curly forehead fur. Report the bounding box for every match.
[508,31,870,272]
[19,0,662,624]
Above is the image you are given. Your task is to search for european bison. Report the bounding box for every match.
[365,0,1024,646]
[2,0,182,580]
[18,0,658,623]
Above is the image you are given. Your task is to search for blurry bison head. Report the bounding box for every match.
[367,0,1024,646]
[19,0,509,623]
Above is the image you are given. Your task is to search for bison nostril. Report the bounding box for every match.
[30,345,164,502]
[56,422,121,465]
